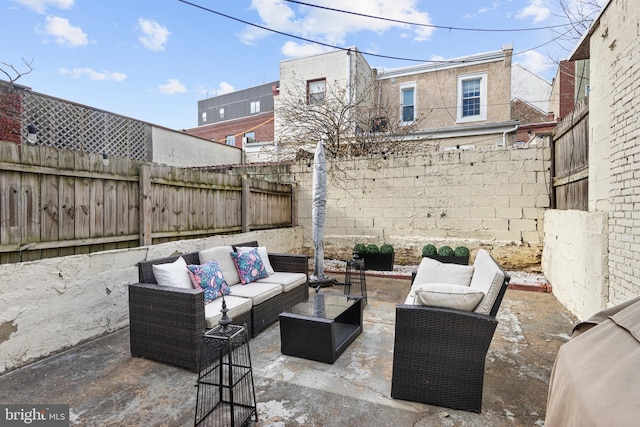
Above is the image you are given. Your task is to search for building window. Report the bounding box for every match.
[244,131,256,144]
[400,83,416,124]
[219,108,224,119]
[250,101,260,114]
[225,135,235,146]
[457,73,487,122]
[201,112,207,122]
[370,117,388,133]
[307,79,326,104]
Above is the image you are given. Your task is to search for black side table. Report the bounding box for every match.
[344,257,367,304]
[194,324,257,427]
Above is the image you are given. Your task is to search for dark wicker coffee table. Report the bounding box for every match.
[279,293,363,364]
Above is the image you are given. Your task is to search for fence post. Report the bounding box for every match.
[242,175,249,233]
[139,164,152,245]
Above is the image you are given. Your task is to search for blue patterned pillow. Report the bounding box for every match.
[230,248,269,284]
[187,260,231,304]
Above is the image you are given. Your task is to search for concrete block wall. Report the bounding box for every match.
[0,227,303,374]
[293,143,551,268]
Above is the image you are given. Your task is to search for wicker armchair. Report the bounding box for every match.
[391,254,510,413]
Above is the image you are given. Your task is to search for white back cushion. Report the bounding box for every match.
[469,249,506,315]
[199,246,241,286]
[414,256,475,287]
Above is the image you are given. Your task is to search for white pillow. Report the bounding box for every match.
[236,246,275,275]
[406,282,484,311]
[199,246,240,286]
[152,256,193,289]
[414,256,475,287]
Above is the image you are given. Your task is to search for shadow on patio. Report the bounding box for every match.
[0,275,577,427]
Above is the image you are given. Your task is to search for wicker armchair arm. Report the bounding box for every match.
[129,282,206,371]
[268,253,309,275]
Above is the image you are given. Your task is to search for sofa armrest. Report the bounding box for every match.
[128,282,205,372]
[268,253,309,275]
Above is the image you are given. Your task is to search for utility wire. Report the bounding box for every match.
[283,0,571,32]
[178,0,578,65]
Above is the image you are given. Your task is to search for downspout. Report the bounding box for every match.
[503,123,519,147]
[346,49,352,105]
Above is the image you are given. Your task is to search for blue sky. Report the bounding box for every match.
[2,0,603,130]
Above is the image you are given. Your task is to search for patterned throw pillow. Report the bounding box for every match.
[230,248,269,284]
[187,260,231,304]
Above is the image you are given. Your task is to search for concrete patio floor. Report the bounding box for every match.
[0,275,578,427]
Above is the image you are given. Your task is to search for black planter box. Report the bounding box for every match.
[356,252,395,271]
[424,255,470,265]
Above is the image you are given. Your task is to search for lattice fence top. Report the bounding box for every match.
[21,91,148,160]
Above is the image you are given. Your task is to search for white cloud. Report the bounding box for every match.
[216,82,235,95]
[59,67,126,82]
[38,16,88,48]
[157,78,187,95]
[138,18,170,51]
[281,41,330,58]
[242,0,435,53]
[14,0,74,14]
[514,50,554,75]
[517,0,551,23]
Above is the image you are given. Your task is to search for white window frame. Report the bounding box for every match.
[457,72,487,123]
[201,112,207,123]
[219,107,224,119]
[225,135,235,146]
[307,79,326,104]
[400,82,416,125]
[250,101,260,114]
[244,131,256,144]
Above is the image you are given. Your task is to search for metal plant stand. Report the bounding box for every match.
[194,299,257,427]
[344,257,367,304]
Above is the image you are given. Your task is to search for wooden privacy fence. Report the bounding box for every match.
[551,97,589,210]
[0,142,293,263]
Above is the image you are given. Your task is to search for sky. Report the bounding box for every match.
[1,0,604,130]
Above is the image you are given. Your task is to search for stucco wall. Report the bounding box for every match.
[293,143,550,268]
[150,126,242,167]
[542,210,608,321]
[0,227,303,374]
[379,48,512,131]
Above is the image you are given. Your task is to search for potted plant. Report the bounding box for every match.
[422,244,470,265]
[354,242,395,271]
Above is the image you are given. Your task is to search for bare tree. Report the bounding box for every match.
[1,57,35,87]
[274,72,424,161]
[550,0,603,55]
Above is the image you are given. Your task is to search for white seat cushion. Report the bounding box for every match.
[227,281,282,305]
[405,282,485,311]
[199,245,241,286]
[469,249,506,315]
[257,272,307,292]
[204,295,252,329]
[414,256,475,287]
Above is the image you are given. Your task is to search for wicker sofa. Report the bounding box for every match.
[391,249,510,413]
[128,241,309,372]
